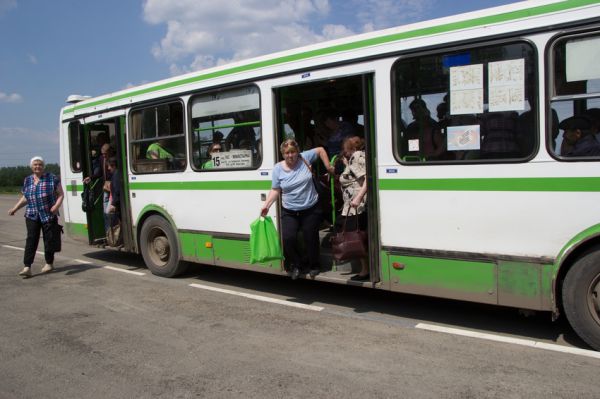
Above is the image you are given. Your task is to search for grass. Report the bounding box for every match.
[0,186,21,194]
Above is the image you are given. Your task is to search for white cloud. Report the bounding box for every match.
[28,54,38,64]
[0,91,23,103]
[0,0,16,16]
[353,0,435,32]
[143,0,354,74]
[142,0,438,74]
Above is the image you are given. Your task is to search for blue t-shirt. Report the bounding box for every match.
[272,149,318,211]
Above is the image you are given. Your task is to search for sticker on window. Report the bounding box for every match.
[408,139,420,152]
[447,125,481,151]
[566,37,600,82]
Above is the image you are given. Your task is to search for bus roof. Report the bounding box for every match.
[61,0,600,119]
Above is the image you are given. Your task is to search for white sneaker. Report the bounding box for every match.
[19,267,32,278]
[41,264,54,273]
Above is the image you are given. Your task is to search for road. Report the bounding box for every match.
[0,194,599,398]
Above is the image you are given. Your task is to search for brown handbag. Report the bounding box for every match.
[330,214,367,262]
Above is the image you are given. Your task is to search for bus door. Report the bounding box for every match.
[273,71,380,283]
[80,115,132,249]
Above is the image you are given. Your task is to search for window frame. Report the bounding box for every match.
[68,121,83,173]
[128,98,187,174]
[547,27,600,162]
[390,38,539,166]
[187,83,262,172]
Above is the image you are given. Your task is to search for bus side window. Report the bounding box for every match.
[129,102,187,173]
[550,33,600,159]
[392,41,537,164]
[190,86,262,171]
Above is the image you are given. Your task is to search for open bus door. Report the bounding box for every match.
[273,71,380,284]
[81,123,109,244]
[362,73,381,285]
[80,116,134,250]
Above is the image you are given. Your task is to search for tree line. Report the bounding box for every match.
[0,164,60,188]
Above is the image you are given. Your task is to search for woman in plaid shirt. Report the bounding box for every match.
[8,156,64,278]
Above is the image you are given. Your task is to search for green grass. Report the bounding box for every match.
[0,186,21,194]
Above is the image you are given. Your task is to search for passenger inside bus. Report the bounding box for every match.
[584,108,600,142]
[337,136,369,281]
[106,157,122,247]
[146,139,175,160]
[404,99,444,160]
[202,143,222,169]
[341,108,365,138]
[323,109,356,157]
[559,115,600,157]
[225,112,257,151]
[480,111,520,159]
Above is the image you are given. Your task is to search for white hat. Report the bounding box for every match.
[30,156,44,166]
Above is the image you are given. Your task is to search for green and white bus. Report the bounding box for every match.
[60,0,600,350]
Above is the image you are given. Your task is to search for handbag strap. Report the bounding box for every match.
[341,213,360,234]
[300,155,312,172]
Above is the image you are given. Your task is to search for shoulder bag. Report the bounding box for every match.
[330,214,367,263]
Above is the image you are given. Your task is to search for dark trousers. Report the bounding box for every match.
[281,203,322,271]
[24,217,54,267]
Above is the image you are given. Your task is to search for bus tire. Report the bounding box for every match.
[562,251,600,351]
[139,215,187,277]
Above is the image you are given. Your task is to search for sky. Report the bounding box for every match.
[0,0,521,167]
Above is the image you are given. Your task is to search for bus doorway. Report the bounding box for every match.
[81,116,133,250]
[273,73,380,284]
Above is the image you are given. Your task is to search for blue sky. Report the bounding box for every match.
[0,0,519,166]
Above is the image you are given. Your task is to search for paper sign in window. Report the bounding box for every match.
[450,64,483,115]
[408,139,419,152]
[488,59,525,112]
[447,125,481,151]
[211,150,252,168]
[566,37,600,82]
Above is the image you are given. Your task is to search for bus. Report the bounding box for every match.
[60,0,600,350]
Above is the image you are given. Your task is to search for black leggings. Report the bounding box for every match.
[24,217,55,267]
[281,203,322,271]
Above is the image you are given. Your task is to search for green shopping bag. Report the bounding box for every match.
[249,216,283,264]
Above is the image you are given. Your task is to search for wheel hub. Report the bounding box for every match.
[153,236,170,261]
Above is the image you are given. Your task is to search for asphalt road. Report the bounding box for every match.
[0,194,599,398]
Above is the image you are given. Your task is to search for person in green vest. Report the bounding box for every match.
[146,139,174,160]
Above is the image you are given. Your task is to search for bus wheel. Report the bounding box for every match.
[562,251,600,351]
[140,215,187,277]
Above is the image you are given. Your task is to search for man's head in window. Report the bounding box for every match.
[409,98,431,121]
[559,115,600,157]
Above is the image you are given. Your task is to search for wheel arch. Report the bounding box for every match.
[554,223,600,316]
[135,205,181,258]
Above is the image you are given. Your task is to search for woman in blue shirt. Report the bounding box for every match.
[261,140,334,279]
[8,156,64,278]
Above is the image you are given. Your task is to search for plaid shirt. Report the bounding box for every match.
[22,172,60,223]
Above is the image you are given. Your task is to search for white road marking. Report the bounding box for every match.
[416,323,600,360]
[103,265,145,276]
[2,245,24,251]
[3,243,599,358]
[189,283,324,311]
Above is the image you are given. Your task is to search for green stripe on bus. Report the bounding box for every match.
[129,180,270,190]
[379,177,600,192]
[63,0,599,115]
[65,222,87,238]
